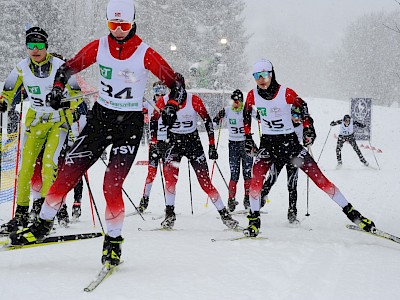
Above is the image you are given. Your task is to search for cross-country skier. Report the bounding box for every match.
[242,59,375,237]
[260,106,308,224]
[0,27,82,234]
[330,114,369,167]
[138,81,169,213]
[8,0,185,269]
[150,75,239,230]
[213,89,253,212]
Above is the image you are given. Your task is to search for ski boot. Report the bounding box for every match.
[9,218,54,245]
[138,196,149,213]
[0,205,29,235]
[161,205,176,229]
[243,211,260,237]
[243,195,250,210]
[29,198,45,222]
[288,207,299,225]
[343,203,375,232]
[337,160,343,168]
[71,202,82,222]
[101,235,124,268]
[361,158,369,167]
[219,208,239,229]
[56,204,69,227]
[227,198,238,213]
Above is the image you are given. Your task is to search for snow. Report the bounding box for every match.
[0,97,399,300]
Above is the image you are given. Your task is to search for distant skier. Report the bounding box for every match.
[213,89,253,212]
[330,114,368,167]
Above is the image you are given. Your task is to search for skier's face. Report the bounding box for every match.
[108,20,133,40]
[254,73,272,90]
[27,46,47,63]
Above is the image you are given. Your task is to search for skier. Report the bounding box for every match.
[138,81,169,213]
[0,26,82,234]
[213,89,253,212]
[8,0,185,269]
[150,75,239,230]
[242,59,375,237]
[330,114,369,167]
[260,106,308,224]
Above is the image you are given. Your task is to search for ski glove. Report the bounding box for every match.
[330,121,336,126]
[0,98,7,112]
[303,126,316,146]
[149,143,159,160]
[231,89,243,102]
[168,82,187,107]
[245,134,258,157]
[46,86,68,110]
[162,104,178,127]
[209,144,218,160]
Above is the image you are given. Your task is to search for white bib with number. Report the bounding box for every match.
[19,57,64,113]
[170,94,197,134]
[254,86,294,135]
[225,106,245,141]
[146,96,168,141]
[339,119,354,136]
[96,36,149,111]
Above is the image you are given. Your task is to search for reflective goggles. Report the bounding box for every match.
[26,42,46,50]
[153,84,167,96]
[253,71,272,80]
[292,113,301,119]
[107,21,133,32]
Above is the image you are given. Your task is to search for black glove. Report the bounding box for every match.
[303,126,316,146]
[169,82,187,106]
[46,86,66,110]
[231,89,243,102]
[245,134,258,157]
[209,144,218,160]
[0,99,8,112]
[212,117,220,125]
[149,143,159,160]
[330,121,335,126]
[162,104,177,127]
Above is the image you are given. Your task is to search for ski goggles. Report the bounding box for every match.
[153,84,167,96]
[253,71,272,80]
[26,42,46,50]
[107,21,133,32]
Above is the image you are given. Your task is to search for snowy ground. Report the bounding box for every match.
[0,97,399,300]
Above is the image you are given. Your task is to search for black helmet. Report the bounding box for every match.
[26,26,48,49]
[343,114,351,122]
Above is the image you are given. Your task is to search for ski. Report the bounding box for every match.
[126,211,151,217]
[211,236,268,242]
[346,224,400,244]
[84,262,123,292]
[137,227,182,232]
[223,225,245,232]
[0,232,103,251]
[151,213,181,221]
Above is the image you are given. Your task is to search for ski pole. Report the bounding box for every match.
[12,87,25,218]
[215,161,229,190]
[98,156,145,221]
[305,145,314,217]
[59,91,98,103]
[188,159,194,215]
[83,172,105,233]
[159,159,167,205]
[205,121,222,207]
[85,171,96,227]
[368,140,381,170]
[316,126,332,163]
[0,111,2,199]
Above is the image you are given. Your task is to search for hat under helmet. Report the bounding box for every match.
[26,26,48,48]
[107,0,135,22]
